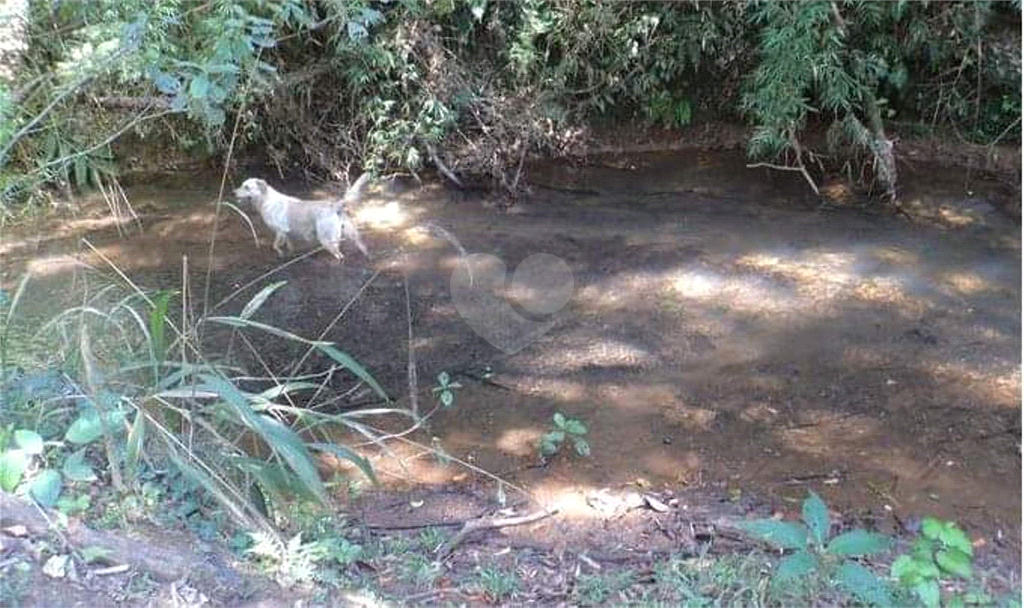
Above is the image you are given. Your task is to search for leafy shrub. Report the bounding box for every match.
[736,490,895,606]
[540,412,589,459]
[891,518,975,608]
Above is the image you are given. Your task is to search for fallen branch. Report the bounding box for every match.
[93,95,171,110]
[438,508,557,558]
[425,140,464,188]
[366,519,467,531]
[746,162,820,195]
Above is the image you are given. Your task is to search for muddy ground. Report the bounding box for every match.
[1,147,1020,605]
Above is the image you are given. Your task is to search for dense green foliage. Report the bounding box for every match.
[0,0,1019,209]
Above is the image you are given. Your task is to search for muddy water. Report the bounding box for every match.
[2,151,1020,548]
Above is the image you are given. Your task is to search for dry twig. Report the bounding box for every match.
[438,509,557,558]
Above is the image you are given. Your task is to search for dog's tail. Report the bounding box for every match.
[341,172,373,206]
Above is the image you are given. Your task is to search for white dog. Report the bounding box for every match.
[234,174,371,261]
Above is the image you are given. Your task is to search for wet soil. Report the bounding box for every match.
[2,148,1020,567]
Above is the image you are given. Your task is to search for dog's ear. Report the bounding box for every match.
[255,179,268,195]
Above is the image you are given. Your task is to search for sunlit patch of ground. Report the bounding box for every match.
[356,201,415,232]
[24,253,95,277]
[660,404,718,430]
[735,249,860,299]
[667,266,798,314]
[531,339,655,370]
[777,410,884,457]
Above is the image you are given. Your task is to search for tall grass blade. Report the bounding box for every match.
[308,442,377,484]
[1,273,32,370]
[206,315,389,401]
[148,290,174,372]
[165,447,262,532]
[317,343,389,402]
[124,411,146,482]
[197,374,327,503]
[240,281,286,320]
[234,457,319,505]
[205,316,327,345]
[251,413,328,504]
[257,382,321,401]
[2,273,29,327]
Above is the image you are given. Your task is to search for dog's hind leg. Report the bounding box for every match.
[317,215,346,262]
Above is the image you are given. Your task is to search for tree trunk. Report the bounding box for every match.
[863,91,898,201]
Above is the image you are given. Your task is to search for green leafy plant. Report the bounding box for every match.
[539,412,590,458]
[476,566,521,602]
[400,552,441,588]
[736,490,895,607]
[575,570,636,606]
[431,371,461,408]
[246,530,362,588]
[0,417,117,512]
[0,428,49,496]
[417,526,447,553]
[891,518,976,608]
[647,91,692,129]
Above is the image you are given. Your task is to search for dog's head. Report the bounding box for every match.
[233,178,268,206]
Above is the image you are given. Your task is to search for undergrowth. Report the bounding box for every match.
[1,1,1019,211]
[0,254,444,550]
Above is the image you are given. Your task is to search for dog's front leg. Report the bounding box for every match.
[273,232,289,257]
